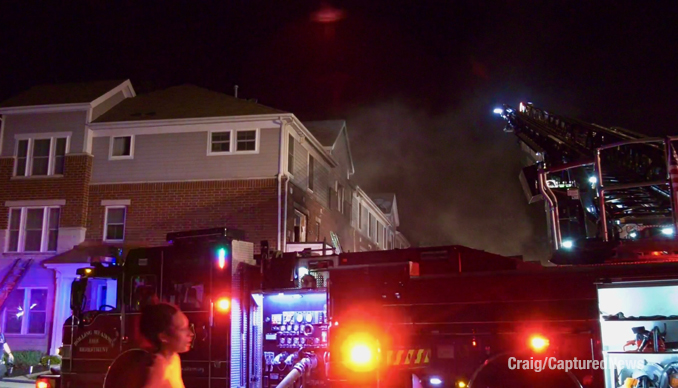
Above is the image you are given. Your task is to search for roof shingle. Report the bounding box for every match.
[304,120,346,147]
[0,80,125,108]
[93,84,286,122]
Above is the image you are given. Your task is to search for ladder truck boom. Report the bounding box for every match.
[496,103,678,264]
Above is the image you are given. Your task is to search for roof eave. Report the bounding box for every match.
[291,117,339,168]
[0,103,92,115]
[89,112,295,129]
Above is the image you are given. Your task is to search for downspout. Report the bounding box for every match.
[277,118,285,251]
[283,177,289,252]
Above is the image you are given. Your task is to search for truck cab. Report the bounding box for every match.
[37,228,258,388]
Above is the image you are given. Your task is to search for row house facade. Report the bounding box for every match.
[0,80,409,354]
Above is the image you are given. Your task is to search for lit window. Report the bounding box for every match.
[6,207,60,252]
[104,207,126,241]
[3,288,48,334]
[110,136,134,159]
[14,137,68,177]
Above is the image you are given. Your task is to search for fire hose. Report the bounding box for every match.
[275,354,318,388]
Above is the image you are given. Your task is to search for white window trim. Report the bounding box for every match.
[307,154,315,192]
[2,287,48,336]
[287,134,295,176]
[207,129,260,156]
[108,135,135,160]
[13,134,71,177]
[103,206,127,242]
[6,206,60,253]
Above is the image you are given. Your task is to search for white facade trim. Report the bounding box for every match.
[89,114,289,130]
[5,199,66,207]
[43,263,85,355]
[101,199,131,206]
[0,103,91,115]
[90,79,136,109]
[14,131,72,140]
[89,176,275,185]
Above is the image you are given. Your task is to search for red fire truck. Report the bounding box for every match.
[36,228,260,388]
[37,233,678,388]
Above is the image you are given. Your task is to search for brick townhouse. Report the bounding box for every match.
[0,80,410,354]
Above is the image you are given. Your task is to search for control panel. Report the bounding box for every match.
[261,290,328,387]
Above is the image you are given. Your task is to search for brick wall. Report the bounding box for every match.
[0,155,92,227]
[87,178,280,253]
[286,180,357,252]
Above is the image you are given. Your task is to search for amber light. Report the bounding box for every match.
[529,335,550,352]
[216,298,230,312]
[341,332,379,373]
[36,379,52,388]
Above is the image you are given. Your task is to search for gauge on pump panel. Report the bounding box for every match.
[296,313,303,323]
[306,313,313,323]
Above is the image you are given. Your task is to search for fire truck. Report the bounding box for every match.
[36,103,678,387]
[35,229,678,388]
[36,228,260,388]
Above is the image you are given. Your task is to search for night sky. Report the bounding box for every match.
[2,1,676,261]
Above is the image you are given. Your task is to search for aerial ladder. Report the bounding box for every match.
[495,103,678,264]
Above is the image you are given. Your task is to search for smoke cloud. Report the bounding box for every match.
[346,97,550,262]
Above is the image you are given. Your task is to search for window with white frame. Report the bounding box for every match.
[109,136,134,159]
[358,203,363,230]
[337,184,344,213]
[308,156,315,191]
[288,135,295,174]
[208,130,259,155]
[15,136,68,177]
[104,207,126,241]
[367,212,375,238]
[7,207,60,252]
[3,288,48,335]
[236,130,256,151]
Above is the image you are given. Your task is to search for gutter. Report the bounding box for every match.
[277,118,285,251]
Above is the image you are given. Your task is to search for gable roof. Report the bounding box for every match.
[369,193,400,227]
[0,80,127,108]
[304,120,346,147]
[93,84,286,123]
[304,120,356,176]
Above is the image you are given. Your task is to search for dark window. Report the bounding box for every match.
[31,139,50,175]
[48,208,60,251]
[105,207,126,241]
[112,136,132,157]
[24,208,44,251]
[15,140,28,176]
[7,209,21,252]
[288,135,295,174]
[130,275,157,312]
[54,138,67,174]
[236,130,256,151]
[211,131,231,152]
[308,156,315,190]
